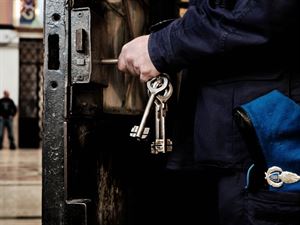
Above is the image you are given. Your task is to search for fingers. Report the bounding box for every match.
[117,51,127,73]
[140,73,150,82]
[118,46,140,76]
[117,35,160,81]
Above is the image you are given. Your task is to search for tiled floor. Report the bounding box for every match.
[0,219,41,225]
[0,148,42,225]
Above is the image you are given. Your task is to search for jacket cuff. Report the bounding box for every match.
[148,26,180,74]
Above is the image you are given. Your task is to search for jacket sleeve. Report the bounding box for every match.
[148,0,297,73]
[10,100,17,116]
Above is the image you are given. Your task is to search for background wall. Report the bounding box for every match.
[0,0,44,106]
[0,29,19,105]
[0,1,13,25]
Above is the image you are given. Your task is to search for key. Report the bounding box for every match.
[130,75,169,140]
[151,83,173,153]
[130,76,168,139]
[154,98,162,141]
[151,98,165,153]
[151,82,173,154]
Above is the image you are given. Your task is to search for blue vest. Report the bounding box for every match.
[241,90,300,192]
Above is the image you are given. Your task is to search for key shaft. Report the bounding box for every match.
[151,82,173,153]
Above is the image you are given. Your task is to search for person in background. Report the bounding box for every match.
[0,90,17,150]
[118,0,300,224]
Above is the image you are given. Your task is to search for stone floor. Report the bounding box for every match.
[0,148,42,225]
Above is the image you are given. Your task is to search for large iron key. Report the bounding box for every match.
[130,75,169,140]
[151,82,173,154]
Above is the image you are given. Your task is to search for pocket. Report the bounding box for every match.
[245,190,300,225]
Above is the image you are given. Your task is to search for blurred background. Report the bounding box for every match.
[0,0,43,224]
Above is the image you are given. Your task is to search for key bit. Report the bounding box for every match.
[166,139,173,152]
[151,139,164,154]
[151,139,172,154]
[130,125,150,139]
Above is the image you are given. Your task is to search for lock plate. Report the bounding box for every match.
[71,7,107,85]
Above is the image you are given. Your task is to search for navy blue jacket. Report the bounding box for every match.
[148,0,300,169]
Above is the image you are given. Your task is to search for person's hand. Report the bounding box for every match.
[118,35,160,82]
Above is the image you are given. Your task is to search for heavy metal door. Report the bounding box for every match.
[43,1,190,225]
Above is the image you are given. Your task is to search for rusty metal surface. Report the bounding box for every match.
[43,0,69,224]
[71,7,107,85]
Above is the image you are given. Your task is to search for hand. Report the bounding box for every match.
[118,35,160,82]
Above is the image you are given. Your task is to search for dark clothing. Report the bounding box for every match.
[149,0,300,169]
[148,0,300,224]
[0,117,15,149]
[0,97,17,149]
[149,0,299,74]
[0,97,17,119]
